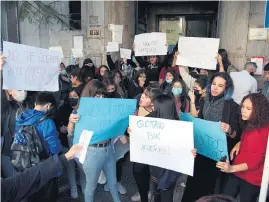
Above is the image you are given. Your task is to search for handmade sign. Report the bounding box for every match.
[130,115,194,176]
[3,41,62,91]
[73,98,136,145]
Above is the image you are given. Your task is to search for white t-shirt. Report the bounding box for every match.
[230,70,257,104]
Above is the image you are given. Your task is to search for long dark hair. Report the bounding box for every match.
[240,93,269,131]
[153,94,179,120]
[218,49,231,66]
[134,69,149,87]
[83,58,96,78]
[172,79,189,112]
[207,72,234,100]
[160,70,179,92]
[97,65,109,81]
[71,67,88,84]
[195,76,208,90]
[81,79,106,97]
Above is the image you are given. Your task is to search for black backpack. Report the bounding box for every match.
[10,116,48,171]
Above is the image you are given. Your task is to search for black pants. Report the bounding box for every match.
[223,174,260,202]
[152,181,176,202]
[133,162,150,202]
[116,153,128,182]
[182,155,218,202]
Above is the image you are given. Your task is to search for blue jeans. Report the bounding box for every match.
[1,154,17,177]
[83,144,120,202]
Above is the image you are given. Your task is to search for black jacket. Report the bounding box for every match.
[2,154,66,202]
[127,80,144,99]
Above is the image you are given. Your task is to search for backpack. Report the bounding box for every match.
[10,116,48,171]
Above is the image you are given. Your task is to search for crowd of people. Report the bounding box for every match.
[1,43,269,202]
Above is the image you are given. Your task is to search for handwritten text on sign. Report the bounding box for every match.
[3,41,62,91]
[134,32,167,56]
[74,98,137,145]
[180,112,229,161]
[176,37,220,70]
[130,115,194,176]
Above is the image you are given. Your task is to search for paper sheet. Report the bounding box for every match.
[75,130,93,164]
[106,42,119,52]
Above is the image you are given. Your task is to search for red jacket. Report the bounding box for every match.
[234,125,269,186]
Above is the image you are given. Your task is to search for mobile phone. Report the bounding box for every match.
[220,155,227,162]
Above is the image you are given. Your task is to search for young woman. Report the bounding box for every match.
[55,85,86,198]
[103,78,122,98]
[97,65,109,82]
[182,72,240,202]
[70,67,88,87]
[188,76,208,117]
[159,70,178,94]
[127,69,149,99]
[82,58,96,79]
[171,79,190,114]
[67,79,120,202]
[131,87,162,202]
[146,94,197,202]
[216,93,269,202]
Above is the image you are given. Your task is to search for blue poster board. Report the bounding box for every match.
[180,112,229,162]
[74,98,137,145]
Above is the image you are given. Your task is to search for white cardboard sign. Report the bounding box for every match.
[120,48,132,59]
[106,42,119,52]
[75,130,93,164]
[176,37,220,70]
[134,32,167,56]
[3,41,62,91]
[129,115,194,176]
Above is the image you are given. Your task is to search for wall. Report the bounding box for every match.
[18,1,136,67]
[219,1,269,87]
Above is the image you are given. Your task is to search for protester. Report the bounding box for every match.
[2,145,82,202]
[130,87,162,202]
[82,58,96,79]
[159,70,178,94]
[146,94,197,202]
[55,85,86,198]
[220,62,258,105]
[182,72,240,202]
[11,92,62,202]
[171,79,190,114]
[67,79,121,202]
[216,49,231,72]
[103,78,122,98]
[262,63,269,101]
[70,67,88,87]
[134,53,169,87]
[188,76,208,117]
[1,89,30,178]
[127,69,149,98]
[97,65,110,82]
[66,65,77,78]
[113,70,128,98]
[216,93,269,202]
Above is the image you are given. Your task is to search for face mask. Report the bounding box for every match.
[69,98,79,107]
[172,87,182,96]
[250,72,255,77]
[61,69,67,75]
[106,91,115,98]
[13,91,27,103]
[166,79,173,84]
[194,89,200,97]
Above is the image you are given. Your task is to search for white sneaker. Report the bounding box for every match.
[131,192,141,201]
[118,182,127,195]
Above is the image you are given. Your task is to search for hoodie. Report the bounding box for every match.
[15,109,62,155]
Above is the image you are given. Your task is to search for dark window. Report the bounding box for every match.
[69,1,81,30]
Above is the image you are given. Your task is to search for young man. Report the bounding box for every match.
[14,91,62,202]
[262,63,269,101]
